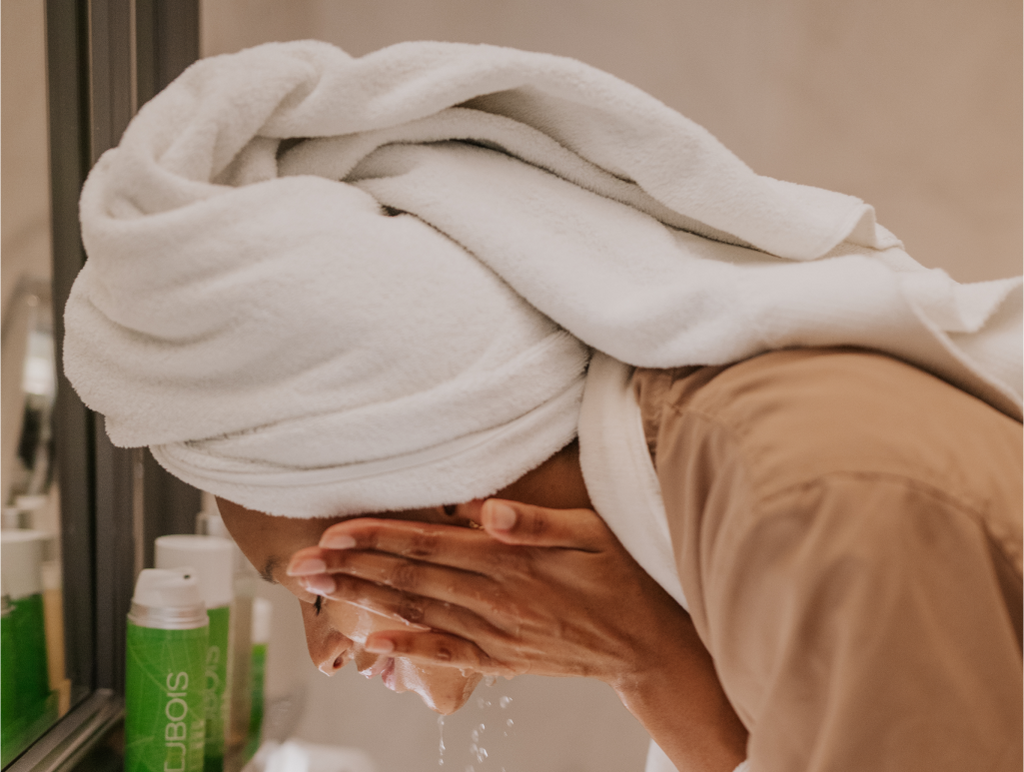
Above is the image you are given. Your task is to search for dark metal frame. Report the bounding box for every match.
[8,2,201,770]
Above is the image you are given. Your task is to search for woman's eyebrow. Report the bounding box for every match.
[260,556,280,584]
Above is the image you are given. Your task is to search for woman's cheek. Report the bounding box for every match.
[326,598,397,644]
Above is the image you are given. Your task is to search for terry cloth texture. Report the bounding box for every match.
[634,348,1022,772]
[578,352,687,611]
[64,40,1023,517]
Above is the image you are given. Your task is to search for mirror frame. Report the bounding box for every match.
[6,2,200,770]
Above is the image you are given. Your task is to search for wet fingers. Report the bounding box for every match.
[364,631,518,678]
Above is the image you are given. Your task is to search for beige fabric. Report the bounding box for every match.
[633,347,1023,772]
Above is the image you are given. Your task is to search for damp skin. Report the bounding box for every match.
[217,498,485,714]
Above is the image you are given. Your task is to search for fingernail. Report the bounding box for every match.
[287,557,327,576]
[488,502,516,531]
[365,638,394,654]
[302,575,336,595]
[320,534,357,549]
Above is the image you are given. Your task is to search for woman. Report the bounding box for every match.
[64,41,1021,771]
[216,347,1022,772]
[216,439,752,771]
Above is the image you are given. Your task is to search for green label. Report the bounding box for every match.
[204,605,231,772]
[1,605,25,767]
[2,607,18,731]
[125,621,208,772]
[10,594,50,704]
[1,691,58,768]
[244,643,267,760]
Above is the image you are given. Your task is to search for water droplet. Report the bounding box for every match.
[483,674,498,687]
[506,718,514,727]
[437,715,446,765]
[499,696,512,708]
[476,748,488,762]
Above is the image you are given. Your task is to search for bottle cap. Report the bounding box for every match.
[156,534,234,608]
[0,529,47,599]
[251,597,273,645]
[132,568,203,607]
[129,568,207,629]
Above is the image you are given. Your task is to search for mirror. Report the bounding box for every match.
[0,4,72,765]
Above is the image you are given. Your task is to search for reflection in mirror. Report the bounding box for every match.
[0,1,71,765]
[3,279,56,525]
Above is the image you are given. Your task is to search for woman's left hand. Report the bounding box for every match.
[285,499,697,688]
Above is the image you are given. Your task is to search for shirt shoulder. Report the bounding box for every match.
[633,347,1023,520]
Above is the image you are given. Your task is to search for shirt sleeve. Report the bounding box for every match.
[638,349,1023,772]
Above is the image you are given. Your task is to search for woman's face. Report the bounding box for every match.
[216,499,483,714]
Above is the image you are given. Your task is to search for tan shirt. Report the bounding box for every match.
[633,347,1022,772]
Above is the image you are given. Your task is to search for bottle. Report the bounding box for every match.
[125,569,209,772]
[1,580,19,767]
[245,597,272,760]
[155,535,234,772]
[0,530,54,746]
[196,499,258,772]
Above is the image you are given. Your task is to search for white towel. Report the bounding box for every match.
[65,40,1022,517]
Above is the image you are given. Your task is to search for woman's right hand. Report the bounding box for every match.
[287,499,683,684]
[287,499,748,771]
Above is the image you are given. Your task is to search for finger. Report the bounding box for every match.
[297,549,518,623]
[312,574,431,631]
[364,631,519,677]
[479,499,609,551]
[315,518,504,572]
[306,571,514,642]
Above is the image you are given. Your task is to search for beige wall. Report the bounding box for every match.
[2,1,52,510]
[2,0,52,313]
[202,0,1022,283]
[200,2,1022,770]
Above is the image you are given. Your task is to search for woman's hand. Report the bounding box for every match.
[288,500,749,771]
[286,499,693,687]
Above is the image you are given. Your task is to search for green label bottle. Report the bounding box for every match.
[0,524,52,741]
[1,591,21,767]
[10,592,50,710]
[125,570,209,772]
[155,535,235,772]
[203,605,231,772]
[244,597,272,761]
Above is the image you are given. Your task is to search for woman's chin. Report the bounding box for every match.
[391,659,484,714]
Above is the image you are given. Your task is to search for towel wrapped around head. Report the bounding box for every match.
[65,40,1023,518]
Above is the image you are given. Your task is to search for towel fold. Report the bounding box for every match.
[65,40,1022,517]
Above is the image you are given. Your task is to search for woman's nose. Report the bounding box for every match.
[300,599,352,676]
